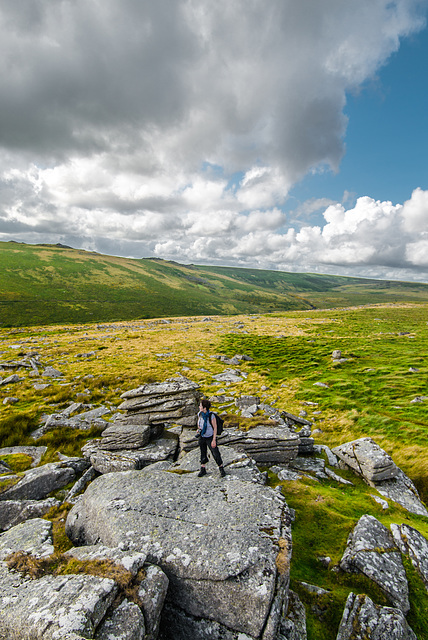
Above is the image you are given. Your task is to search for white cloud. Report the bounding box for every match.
[0,1,427,281]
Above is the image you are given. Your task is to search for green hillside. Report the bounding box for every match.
[1,241,428,326]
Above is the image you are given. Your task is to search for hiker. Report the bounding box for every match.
[196,398,226,478]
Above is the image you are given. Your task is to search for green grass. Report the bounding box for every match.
[0,303,427,639]
[1,241,428,326]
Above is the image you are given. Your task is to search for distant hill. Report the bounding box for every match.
[1,241,428,326]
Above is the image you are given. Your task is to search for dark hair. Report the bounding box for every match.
[200,398,211,410]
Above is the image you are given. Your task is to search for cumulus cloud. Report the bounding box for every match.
[0,0,427,281]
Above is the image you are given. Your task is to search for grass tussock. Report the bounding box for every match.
[5,551,147,608]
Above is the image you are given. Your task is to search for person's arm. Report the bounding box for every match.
[211,413,217,446]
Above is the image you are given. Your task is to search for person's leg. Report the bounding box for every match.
[198,437,208,476]
[207,438,226,477]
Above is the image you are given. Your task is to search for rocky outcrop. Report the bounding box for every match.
[181,424,301,465]
[391,523,428,591]
[118,376,200,428]
[332,437,428,516]
[336,592,416,640]
[339,515,409,613]
[82,435,178,474]
[66,467,293,639]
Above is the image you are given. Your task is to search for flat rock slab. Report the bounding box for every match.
[120,376,199,401]
[391,523,428,591]
[66,468,292,638]
[0,562,117,640]
[375,468,428,517]
[340,514,409,613]
[0,458,89,501]
[219,425,300,464]
[0,445,47,467]
[0,517,54,559]
[0,497,60,531]
[100,423,151,450]
[336,592,417,640]
[172,446,266,484]
[332,437,398,483]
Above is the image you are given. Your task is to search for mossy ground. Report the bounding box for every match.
[0,302,427,639]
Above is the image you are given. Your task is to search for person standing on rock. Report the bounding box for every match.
[196,399,226,478]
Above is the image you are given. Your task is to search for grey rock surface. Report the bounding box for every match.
[66,468,292,638]
[336,592,417,640]
[0,517,54,559]
[332,437,398,483]
[0,561,117,640]
[159,603,254,640]
[391,523,428,590]
[42,366,64,377]
[95,599,145,640]
[64,544,147,576]
[172,446,266,484]
[0,497,60,531]
[375,468,428,516]
[138,564,169,640]
[86,437,178,474]
[339,514,409,613]
[0,458,89,501]
[100,423,151,450]
[278,590,307,640]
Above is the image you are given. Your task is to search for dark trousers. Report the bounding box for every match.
[199,435,223,467]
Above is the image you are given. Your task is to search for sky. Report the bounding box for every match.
[1,0,428,283]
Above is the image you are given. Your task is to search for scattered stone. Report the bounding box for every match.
[313,444,338,467]
[42,366,64,378]
[313,382,329,388]
[324,467,354,485]
[339,514,409,613]
[2,397,19,405]
[66,468,292,639]
[317,556,331,568]
[212,369,245,383]
[332,350,342,359]
[0,374,23,386]
[410,396,428,403]
[298,581,330,596]
[0,497,60,531]
[33,383,51,391]
[408,367,419,373]
[290,457,328,480]
[391,523,428,591]
[0,518,54,559]
[235,395,261,409]
[332,437,398,483]
[336,592,417,640]
[370,494,389,510]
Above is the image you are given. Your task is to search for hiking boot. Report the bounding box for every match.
[219,466,226,478]
[197,467,207,477]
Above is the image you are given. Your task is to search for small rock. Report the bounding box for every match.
[0,374,23,386]
[408,367,419,373]
[370,494,389,510]
[313,382,329,388]
[2,397,19,405]
[42,366,64,378]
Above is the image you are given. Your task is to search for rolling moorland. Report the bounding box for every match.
[0,300,427,639]
[2,240,428,326]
